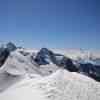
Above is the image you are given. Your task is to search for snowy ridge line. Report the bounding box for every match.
[28,69,100,100]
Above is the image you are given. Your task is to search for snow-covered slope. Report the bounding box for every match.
[0,69,100,100]
[0,51,39,75]
[0,47,100,100]
[0,50,60,92]
[0,50,59,76]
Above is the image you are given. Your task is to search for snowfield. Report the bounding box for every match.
[0,69,100,100]
[0,48,100,100]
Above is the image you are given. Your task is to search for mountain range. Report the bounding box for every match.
[0,42,100,100]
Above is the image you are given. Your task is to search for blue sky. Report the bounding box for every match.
[0,0,99,49]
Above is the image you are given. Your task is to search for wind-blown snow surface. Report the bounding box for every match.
[0,49,100,100]
[0,69,100,100]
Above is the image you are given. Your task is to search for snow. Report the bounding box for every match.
[0,69,100,100]
[38,64,59,76]
[31,69,100,100]
[0,51,52,76]
[0,49,100,100]
[0,78,47,100]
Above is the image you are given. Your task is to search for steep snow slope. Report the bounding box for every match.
[0,51,40,76]
[0,69,100,100]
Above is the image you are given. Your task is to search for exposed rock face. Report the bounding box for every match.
[34,48,78,71]
[34,48,55,65]
[6,42,17,52]
[0,42,17,67]
[60,57,78,72]
[79,63,100,82]
[0,48,9,67]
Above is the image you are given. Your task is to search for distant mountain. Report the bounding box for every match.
[0,42,17,67]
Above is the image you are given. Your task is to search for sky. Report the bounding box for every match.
[0,0,99,49]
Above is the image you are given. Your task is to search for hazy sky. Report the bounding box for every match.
[0,0,99,49]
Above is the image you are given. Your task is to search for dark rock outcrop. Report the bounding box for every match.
[6,42,17,52]
[78,63,100,82]
[0,48,9,67]
[34,48,78,72]
[60,57,78,72]
[0,42,16,67]
[34,48,55,65]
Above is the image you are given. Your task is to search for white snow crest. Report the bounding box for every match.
[31,69,100,100]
